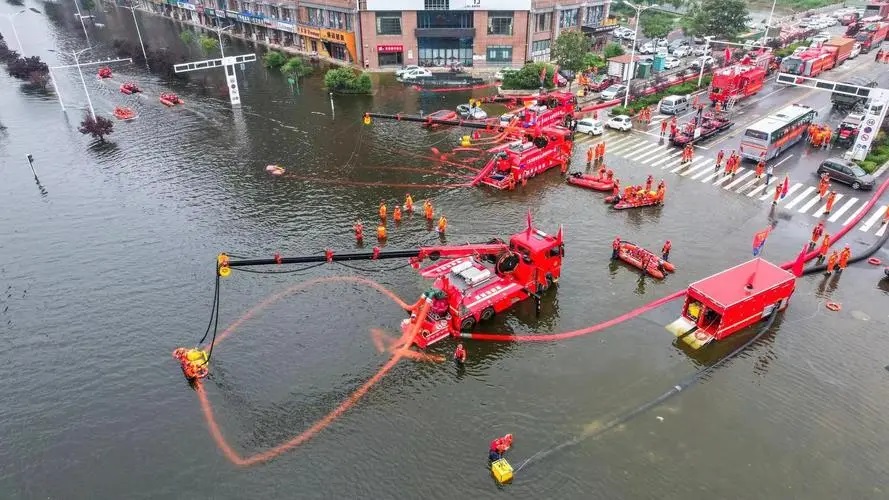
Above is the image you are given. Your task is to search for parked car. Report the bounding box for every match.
[672,46,692,58]
[606,115,633,131]
[811,33,831,45]
[639,42,657,54]
[663,56,681,69]
[850,42,862,59]
[400,68,433,80]
[816,158,875,190]
[599,84,628,101]
[586,74,616,92]
[692,45,710,56]
[659,94,690,114]
[395,65,421,77]
[690,55,715,70]
[576,118,604,136]
[493,67,519,80]
[668,39,691,53]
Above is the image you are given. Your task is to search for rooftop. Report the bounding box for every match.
[689,258,794,309]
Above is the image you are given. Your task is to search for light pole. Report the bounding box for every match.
[73,0,93,47]
[215,24,234,59]
[1,10,27,56]
[123,1,149,67]
[760,0,778,49]
[70,47,97,121]
[622,0,657,108]
[697,36,713,87]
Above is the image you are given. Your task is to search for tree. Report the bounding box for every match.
[582,53,606,72]
[179,30,196,45]
[7,56,49,80]
[550,30,591,73]
[280,57,312,78]
[263,50,288,69]
[198,35,218,54]
[78,114,114,141]
[604,42,625,59]
[80,0,95,15]
[640,11,674,39]
[324,68,372,94]
[686,0,750,39]
[501,62,556,90]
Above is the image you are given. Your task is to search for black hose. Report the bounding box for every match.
[229,262,328,274]
[801,225,889,276]
[513,308,780,475]
[198,272,221,345]
[205,279,221,365]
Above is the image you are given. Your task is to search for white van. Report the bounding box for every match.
[660,95,690,115]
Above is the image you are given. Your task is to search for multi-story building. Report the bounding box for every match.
[358,0,611,70]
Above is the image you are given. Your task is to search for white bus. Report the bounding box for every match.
[740,104,817,161]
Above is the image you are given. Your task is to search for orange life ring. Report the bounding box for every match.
[694,330,708,341]
[172,348,187,361]
[868,257,881,265]
[194,365,209,379]
[826,302,841,312]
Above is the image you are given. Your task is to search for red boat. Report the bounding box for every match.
[113,106,137,120]
[609,190,662,209]
[160,92,184,106]
[666,258,795,349]
[473,126,573,190]
[120,82,142,95]
[617,241,675,279]
[567,172,613,191]
[97,66,112,79]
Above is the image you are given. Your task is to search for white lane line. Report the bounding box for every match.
[699,168,723,183]
[734,175,762,193]
[747,176,777,197]
[691,161,719,180]
[623,142,663,161]
[877,222,887,237]
[713,169,742,186]
[828,197,857,222]
[797,192,824,214]
[610,138,649,155]
[784,186,816,210]
[681,158,714,177]
[651,149,683,167]
[669,159,695,173]
[842,203,867,226]
[860,205,887,232]
[725,170,754,189]
[767,182,802,202]
[634,145,671,164]
[814,193,844,217]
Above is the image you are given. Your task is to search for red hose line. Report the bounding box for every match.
[287,175,472,189]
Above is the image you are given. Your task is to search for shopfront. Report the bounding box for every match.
[377,44,403,66]
[296,25,320,54]
[321,29,357,63]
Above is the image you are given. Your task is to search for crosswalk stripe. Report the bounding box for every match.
[797,192,823,214]
[699,168,723,183]
[691,161,718,180]
[767,182,802,202]
[784,186,816,210]
[713,170,740,186]
[734,175,762,193]
[747,176,776,198]
[623,142,663,161]
[877,222,887,237]
[814,193,843,217]
[842,203,867,226]
[634,145,670,164]
[609,138,647,155]
[669,159,694,173]
[860,205,887,232]
[651,150,682,167]
[725,170,754,189]
[680,158,712,176]
[828,197,857,222]
[601,135,635,149]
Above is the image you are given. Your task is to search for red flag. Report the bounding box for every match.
[526,209,533,234]
[791,242,808,277]
[752,228,770,256]
[724,47,731,64]
[552,65,560,86]
[780,175,789,198]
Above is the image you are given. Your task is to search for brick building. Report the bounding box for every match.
[358,0,612,70]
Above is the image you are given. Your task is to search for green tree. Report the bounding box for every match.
[324,68,372,94]
[686,0,750,39]
[501,62,556,90]
[80,0,95,15]
[582,53,606,72]
[179,30,196,45]
[198,35,218,54]
[280,57,313,78]
[263,50,288,69]
[550,30,591,73]
[604,42,625,59]
[640,11,674,39]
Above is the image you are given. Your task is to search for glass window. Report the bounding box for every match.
[559,8,578,28]
[531,39,550,53]
[418,11,473,29]
[418,37,474,67]
[376,12,402,35]
[487,45,513,63]
[584,5,604,26]
[535,12,551,33]
[488,11,513,36]
[424,0,448,10]
[744,129,769,141]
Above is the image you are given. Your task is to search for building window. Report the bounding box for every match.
[559,8,578,28]
[418,37,474,67]
[584,5,605,26]
[378,52,403,66]
[376,12,402,35]
[535,12,552,33]
[486,45,513,63]
[487,11,513,35]
[424,0,448,10]
[531,39,551,62]
[417,11,473,29]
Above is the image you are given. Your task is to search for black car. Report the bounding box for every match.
[816,158,875,190]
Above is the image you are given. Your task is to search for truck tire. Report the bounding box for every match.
[460,316,476,332]
[480,307,495,322]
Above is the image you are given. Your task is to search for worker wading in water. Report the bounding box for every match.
[437,215,448,234]
[587,146,594,166]
[826,250,839,275]
[489,434,513,462]
[393,206,402,223]
[454,343,467,365]
[376,224,387,241]
[404,194,414,212]
[715,149,725,171]
[424,200,434,220]
[838,245,851,272]
[379,201,387,221]
[612,237,621,260]
[354,221,364,242]
[662,240,671,261]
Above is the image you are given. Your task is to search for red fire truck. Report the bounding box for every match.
[708,62,767,105]
[855,21,889,52]
[863,1,889,20]
[472,125,573,190]
[779,47,836,77]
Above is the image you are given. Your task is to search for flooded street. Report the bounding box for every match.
[2,3,889,499]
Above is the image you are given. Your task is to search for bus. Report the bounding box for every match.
[740,104,816,161]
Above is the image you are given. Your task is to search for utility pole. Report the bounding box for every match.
[622,0,657,108]
[122,1,149,68]
[73,0,93,47]
[48,49,132,114]
[0,10,27,56]
[173,25,256,106]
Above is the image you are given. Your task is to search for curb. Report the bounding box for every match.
[873,160,889,179]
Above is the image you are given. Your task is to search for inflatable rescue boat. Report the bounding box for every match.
[113,106,137,121]
[618,241,675,279]
[97,66,113,79]
[120,82,142,95]
[159,92,184,107]
[567,172,614,191]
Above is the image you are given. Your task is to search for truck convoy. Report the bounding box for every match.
[863,1,889,20]
[847,18,888,51]
[779,37,855,76]
[830,77,878,111]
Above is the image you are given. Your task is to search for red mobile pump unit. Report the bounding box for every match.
[472,125,573,190]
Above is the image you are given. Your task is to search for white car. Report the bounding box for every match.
[672,46,691,58]
[395,65,421,77]
[850,42,862,58]
[400,68,433,80]
[639,42,657,54]
[494,67,518,80]
[811,33,830,45]
[576,118,604,136]
[664,56,681,69]
[606,115,633,131]
[599,84,628,101]
[692,45,710,56]
[690,55,715,70]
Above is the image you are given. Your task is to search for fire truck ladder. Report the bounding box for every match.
[775,72,889,161]
[725,94,741,112]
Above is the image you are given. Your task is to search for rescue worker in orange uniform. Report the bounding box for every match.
[393,206,402,223]
[755,159,765,180]
[810,220,825,249]
[826,250,839,275]
[660,119,668,137]
[669,116,677,138]
[822,127,832,149]
[730,153,741,177]
[605,169,614,180]
[645,175,653,193]
[612,179,621,202]
[376,224,387,240]
[818,175,830,199]
[838,245,851,272]
[489,434,513,462]
[823,191,837,214]
[599,142,607,161]
[454,343,467,365]
[587,146,594,165]
[424,200,434,220]
[655,184,665,204]
[598,166,607,179]
[817,233,831,262]
[354,220,364,242]
[773,182,782,205]
[379,201,387,220]
[405,194,414,212]
[437,215,448,233]
[662,240,672,261]
[612,237,621,260]
[715,149,725,171]
[724,153,734,176]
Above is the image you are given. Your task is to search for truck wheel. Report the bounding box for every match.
[460,316,476,332]
[480,307,495,322]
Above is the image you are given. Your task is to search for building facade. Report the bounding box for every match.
[358,0,612,70]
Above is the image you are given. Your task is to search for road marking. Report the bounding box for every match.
[699,168,723,183]
[735,174,762,193]
[652,150,683,167]
[772,154,795,169]
[610,138,647,155]
[713,170,738,186]
[634,145,670,163]
[725,169,754,189]
[842,203,867,226]
[860,205,887,232]
[602,135,636,149]
[680,158,713,176]
[623,142,663,161]
[766,182,802,202]
[828,197,857,222]
[747,176,776,197]
[797,192,824,214]
[691,161,718,179]
[784,186,816,210]
[814,193,843,218]
[669,159,693,173]
[877,222,887,237]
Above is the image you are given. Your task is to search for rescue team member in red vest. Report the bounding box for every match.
[755,159,765,180]
[773,182,782,205]
[826,250,839,275]
[645,175,653,192]
[669,116,677,138]
[662,240,672,261]
[838,245,851,272]
[715,149,725,171]
[823,191,837,214]
[587,146,594,165]
[817,234,831,263]
[489,434,513,462]
[454,343,467,365]
[393,206,402,223]
[379,201,387,221]
[404,193,414,212]
[809,221,825,249]
[660,119,668,137]
[612,237,621,260]
[818,175,830,199]
[611,179,621,202]
[354,221,364,242]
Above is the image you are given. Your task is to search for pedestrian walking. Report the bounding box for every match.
[765,164,774,186]
[824,191,837,214]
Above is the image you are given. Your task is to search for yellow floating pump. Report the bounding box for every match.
[460,135,472,147]
[363,114,372,125]
[491,458,513,485]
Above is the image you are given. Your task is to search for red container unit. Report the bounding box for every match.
[863,1,889,20]
[855,21,889,52]
[474,126,573,190]
[823,36,856,66]
[780,47,836,77]
[666,258,796,349]
[708,63,767,105]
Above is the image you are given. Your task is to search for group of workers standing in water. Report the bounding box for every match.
[353,194,447,243]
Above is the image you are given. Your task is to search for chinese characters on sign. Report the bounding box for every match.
[377,45,404,54]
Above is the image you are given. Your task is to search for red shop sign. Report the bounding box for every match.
[377,45,404,54]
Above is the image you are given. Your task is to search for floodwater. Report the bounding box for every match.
[2,3,889,499]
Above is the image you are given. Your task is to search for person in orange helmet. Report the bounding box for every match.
[453,343,467,365]
[660,119,668,137]
[376,224,387,240]
[379,201,387,220]
[587,146,594,165]
[404,194,414,212]
[662,240,672,261]
[353,220,364,242]
[823,191,837,214]
[838,244,851,272]
[817,233,831,263]
[809,220,825,249]
[612,236,621,260]
[437,215,448,233]
[424,200,434,220]
[645,174,653,192]
[826,250,839,275]
[393,206,402,223]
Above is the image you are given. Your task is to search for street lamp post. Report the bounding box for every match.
[72,48,97,121]
[216,24,234,59]
[698,36,713,87]
[123,2,149,67]
[73,0,93,47]
[1,10,27,56]
[622,1,657,108]
[760,0,778,49]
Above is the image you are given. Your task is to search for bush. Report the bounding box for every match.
[323,67,372,94]
[78,113,114,141]
[617,75,713,115]
[582,53,606,72]
[263,50,288,69]
[7,56,48,80]
[198,35,218,53]
[857,132,889,174]
[774,40,809,58]
[281,57,312,78]
[501,62,556,90]
[604,42,625,59]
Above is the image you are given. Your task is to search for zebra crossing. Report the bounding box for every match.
[573,131,889,236]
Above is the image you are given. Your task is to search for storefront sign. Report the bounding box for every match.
[321,29,348,43]
[366,0,530,10]
[276,21,295,32]
[177,2,196,11]
[237,14,251,23]
[226,10,238,19]
[377,44,403,54]
[297,25,320,38]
